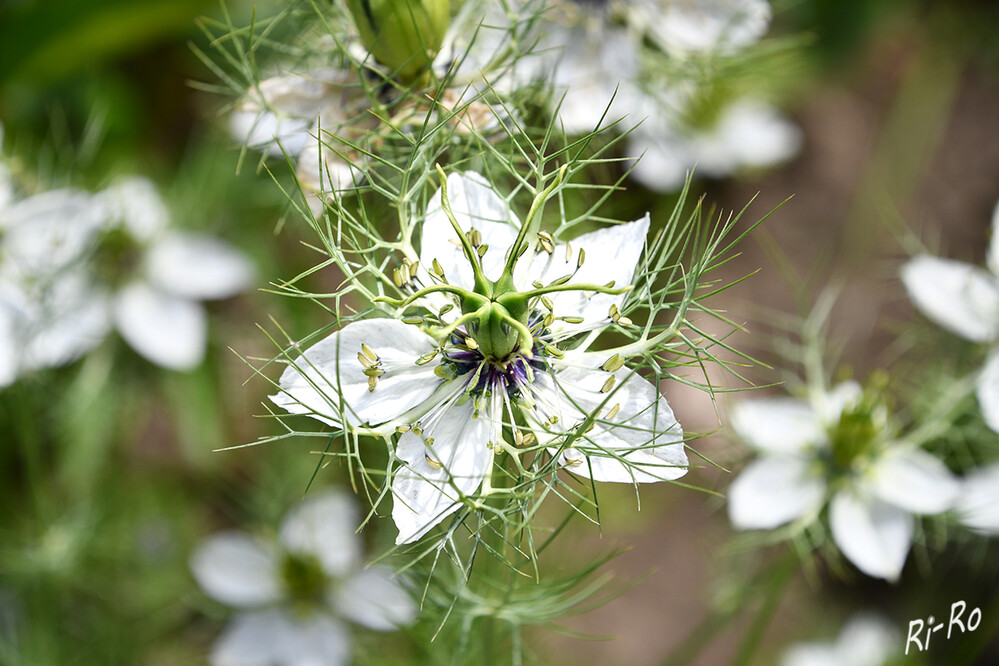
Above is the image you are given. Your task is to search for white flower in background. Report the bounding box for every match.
[727,381,960,581]
[901,199,999,434]
[628,98,802,192]
[0,187,115,372]
[496,0,797,190]
[630,0,772,56]
[230,4,513,201]
[191,491,416,666]
[0,176,253,375]
[954,462,999,535]
[780,614,899,666]
[512,0,773,134]
[230,66,372,197]
[0,279,28,387]
[272,171,687,544]
[96,177,255,369]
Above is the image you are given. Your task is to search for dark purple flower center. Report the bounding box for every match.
[442,312,550,399]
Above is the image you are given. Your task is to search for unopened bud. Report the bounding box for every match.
[347,0,450,83]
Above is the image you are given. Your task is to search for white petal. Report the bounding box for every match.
[779,614,898,666]
[646,0,771,55]
[113,282,207,370]
[987,198,999,277]
[729,397,824,455]
[420,171,518,289]
[955,463,999,535]
[869,447,959,515]
[0,281,28,385]
[727,457,826,530]
[334,566,416,631]
[779,644,839,666]
[296,140,365,195]
[829,489,913,581]
[230,109,313,157]
[715,101,802,170]
[230,71,340,157]
[21,276,112,370]
[279,491,361,579]
[537,359,687,483]
[210,610,350,666]
[834,614,899,666]
[517,215,651,338]
[145,232,254,300]
[98,176,169,242]
[900,254,999,343]
[269,319,441,429]
[813,381,863,426]
[0,162,13,209]
[976,349,999,434]
[627,130,692,192]
[0,188,105,277]
[546,27,640,134]
[190,532,281,607]
[392,399,497,544]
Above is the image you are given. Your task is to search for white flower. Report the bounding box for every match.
[630,0,772,57]
[901,199,999,433]
[727,382,959,581]
[780,614,899,666]
[0,177,254,373]
[628,98,802,192]
[230,67,371,197]
[230,8,512,200]
[509,0,772,131]
[191,491,416,666]
[272,171,687,544]
[0,279,29,387]
[954,462,999,535]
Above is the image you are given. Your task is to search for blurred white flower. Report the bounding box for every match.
[230,5,513,202]
[191,491,416,666]
[954,462,999,535]
[0,176,253,375]
[272,171,687,544]
[633,0,772,56]
[628,98,802,191]
[0,279,28,387]
[0,164,13,209]
[901,199,999,434]
[728,382,959,581]
[780,614,899,666]
[513,0,773,135]
[229,67,371,198]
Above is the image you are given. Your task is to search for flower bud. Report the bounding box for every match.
[346,0,450,84]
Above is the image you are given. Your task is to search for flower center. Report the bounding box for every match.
[827,407,880,471]
[92,226,142,287]
[280,551,329,608]
[824,378,891,475]
[439,312,550,399]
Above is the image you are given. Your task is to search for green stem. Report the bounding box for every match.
[435,164,491,296]
[373,283,483,309]
[502,165,567,276]
[659,551,795,666]
[731,552,796,666]
[498,282,631,305]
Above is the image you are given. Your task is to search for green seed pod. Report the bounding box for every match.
[346,0,450,84]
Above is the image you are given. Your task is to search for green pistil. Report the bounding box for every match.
[92,226,142,287]
[828,407,881,471]
[412,167,632,362]
[281,552,328,607]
